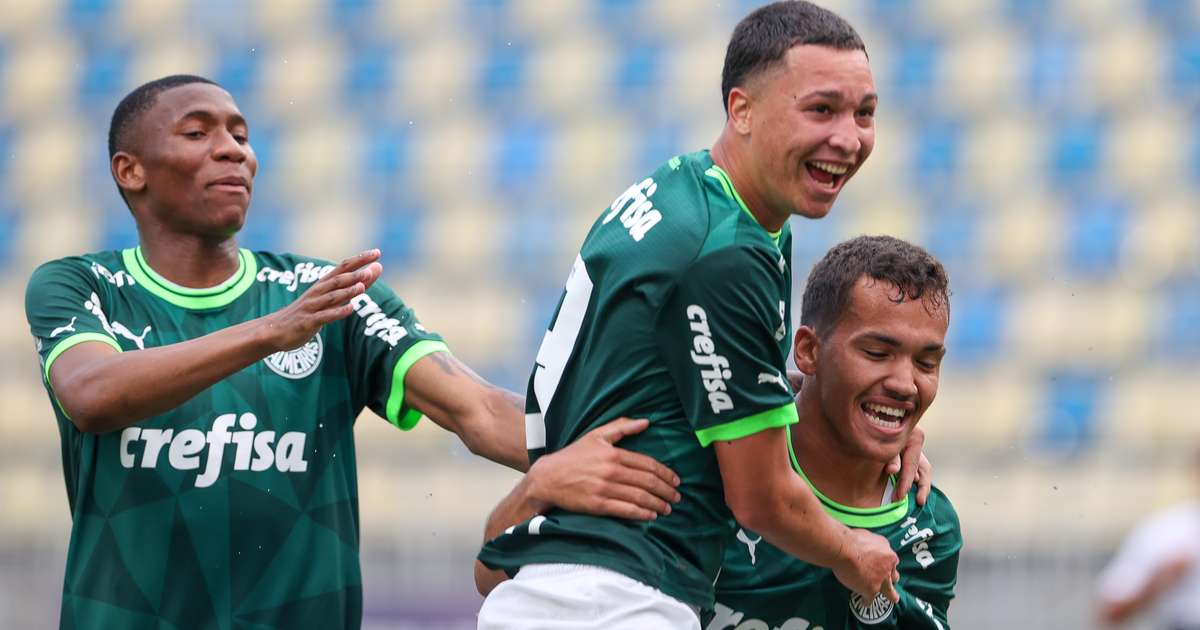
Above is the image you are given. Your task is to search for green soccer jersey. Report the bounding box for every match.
[704,434,962,630]
[25,247,446,630]
[478,150,799,609]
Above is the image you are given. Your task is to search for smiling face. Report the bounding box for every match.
[795,275,948,463]
[741,44,876,219]
[113,83,257,239]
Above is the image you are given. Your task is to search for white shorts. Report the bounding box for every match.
[477,563,701,630]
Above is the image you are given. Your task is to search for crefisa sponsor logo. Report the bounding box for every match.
[849,591,894,625]
[265,334,323,379]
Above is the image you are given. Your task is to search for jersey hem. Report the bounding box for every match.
[694,403,799,447]
[476,553,712,611]
[123,247,258,309]
[384,340,451,430]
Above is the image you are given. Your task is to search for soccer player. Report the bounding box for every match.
[23,75,679,629]
[704,236,962,630]
[475,3,916,627]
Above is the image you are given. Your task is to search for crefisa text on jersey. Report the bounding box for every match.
[687,304,734,413]
[118,413,308,488]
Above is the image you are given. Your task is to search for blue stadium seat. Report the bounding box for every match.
[375,199,425,268]
[76,44,128,106]
[237,204,285,253]
[344,45,395,104]
[944,286,1006,366]
[492,119,550,196]
[101,203,140,251]
[923,195,978,274]
[361,124,411,176]
[213,50,260,95]
[65,0,116,32]
[1169,36,1200,95]
[910,118,961,180]
[1158,281,1200,359]
[1050,117,1104,181]
[615,42,661,93]
[887,38,941,107]
[1064,194,1127,276]
[631,120,683,177]
[478,40,527,105]
[1037,371,1100,454]
[1026,36,1077,108]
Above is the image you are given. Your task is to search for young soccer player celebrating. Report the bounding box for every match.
[23,75,678,629]
[706,236,962,630]
[475,3,930,627]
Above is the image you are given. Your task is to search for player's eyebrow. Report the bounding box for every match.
[860,332,944,354]
[798,89,878,105]
[178,109,248,128]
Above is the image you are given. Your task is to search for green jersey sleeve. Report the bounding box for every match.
[25,258,125,389]
[341,280,447,430]
[658,245,797,446]
[893,492,962,629]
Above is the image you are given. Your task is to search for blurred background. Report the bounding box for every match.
[0,0,1198,627]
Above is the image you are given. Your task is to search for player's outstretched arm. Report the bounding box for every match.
[715,426,901,603]
[400,352,531,470]
[474,417,681,595]
[49,250,383,433]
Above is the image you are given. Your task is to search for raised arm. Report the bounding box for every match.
[716,427,900,602]
[45,250,383,433]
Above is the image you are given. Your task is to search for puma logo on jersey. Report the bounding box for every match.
[706,603,823,630]
[687,305,733,413]
[350,293,411,347]
[50,317,77,338]
[736,529,763,565]
[757,371,788,393]
[257,261,335,292]
[602,177,663,241]
[90,262,136,287]
[83,292,151,349]
[119,412,308,488]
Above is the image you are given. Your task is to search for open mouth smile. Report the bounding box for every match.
[805,160,850,191]
[861,401,908,432]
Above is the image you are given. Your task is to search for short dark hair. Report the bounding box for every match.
[721,1,866,113]
[801,235,950,337]
[108,74,218,159]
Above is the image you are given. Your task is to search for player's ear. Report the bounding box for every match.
[793,325,819,375]
[112,151,147,196]
[726,86,753,135]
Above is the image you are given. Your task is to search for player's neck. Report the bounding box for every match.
[136,230,243,289]
[791,390,893,509]
[711,131,789,233]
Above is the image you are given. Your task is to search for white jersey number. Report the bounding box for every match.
[527,255,593,449]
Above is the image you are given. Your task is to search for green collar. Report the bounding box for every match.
[123,246,257,310]
[785,425,910,528]
[704,164,782,246]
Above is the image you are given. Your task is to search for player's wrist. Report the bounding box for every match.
[517,462,556,515]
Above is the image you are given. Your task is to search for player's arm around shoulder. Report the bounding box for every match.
[892,487,962,628]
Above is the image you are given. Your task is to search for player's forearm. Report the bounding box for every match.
[473,387,531,471]
[53,318,278,433]
[733,474,853,569]
[475,476,546,595]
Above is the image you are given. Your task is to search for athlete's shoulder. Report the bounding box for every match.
[917,485,961,531]
[899,485,962,571]
[28,250,129,289]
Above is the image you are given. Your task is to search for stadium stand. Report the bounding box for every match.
[1,0,1196,627]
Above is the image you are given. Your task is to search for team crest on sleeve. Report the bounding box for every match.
[265,334,323,379]
[849,591,894,624]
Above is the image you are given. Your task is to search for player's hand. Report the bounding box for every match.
[887,426,931,505]
[832,528,900,603]
[524,418,681,521]
[261,249,383,352]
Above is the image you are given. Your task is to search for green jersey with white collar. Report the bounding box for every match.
[479,150,798,609]
[25,248,445,629]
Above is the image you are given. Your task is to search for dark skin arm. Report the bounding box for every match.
[50,250,384,433]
